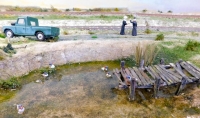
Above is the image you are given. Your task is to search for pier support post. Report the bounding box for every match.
[154,77,160,99]
[120,61,125,70]
[129,78,136,101]
[175,77,187,95]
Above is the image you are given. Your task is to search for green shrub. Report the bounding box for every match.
[0,33,5,38]
[144,28,151,34]
[155,33,164,41]
[142,9,147,13]
[63,30,68,35]
[0,78,21,89]
[3,43,16,54]
[185,40,200,51]
[91,35,98,38]
[88,31,95,35]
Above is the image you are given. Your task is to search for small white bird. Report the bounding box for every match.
[41,72,48,77]
[101,66,108,72]
[17,104,25,114]
[35,80,41,83]
[106,72,112,78]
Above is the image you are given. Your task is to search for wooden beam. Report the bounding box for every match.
[154,77,160,99]
[129,78,136,101]
[133,67,148,85]
[169,63,192,83]
[128,67,142,86]
[175,77,187,95]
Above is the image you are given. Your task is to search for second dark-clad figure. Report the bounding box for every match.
[130,19,137,36]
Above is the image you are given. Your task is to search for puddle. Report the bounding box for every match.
[0,61,199,117]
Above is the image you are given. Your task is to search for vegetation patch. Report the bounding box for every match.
[91,35,98,38]
[185,40,200,51]
[144,28,151,34]
[0,33,6,38]
[2,43,16,55]
[155,33,164,41]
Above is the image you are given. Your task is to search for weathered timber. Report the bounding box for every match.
[121,61,125,70]
[154,77,161,98]
[186,61,200,73]
[138,68,154,84]
[152,66,172,85]
[133,67,149,85]
[128,67,142,86]
[169,63,192,83]
[175,77,187,95]
[180,61,200,79]
[159,65,182,81]
[176,62,183,73]
[158,65,180,83]
[113,69,127,86]
[129,79,136,101]
[145,67,156,79]
[155,65,177,83]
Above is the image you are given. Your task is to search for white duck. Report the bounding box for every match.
[17,104,25,114]
[106,72,112,78]
[101,66,108,72]
[41,72,48,77]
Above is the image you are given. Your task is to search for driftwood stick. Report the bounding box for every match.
[175,77,187,95]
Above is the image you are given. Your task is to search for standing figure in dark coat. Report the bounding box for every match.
[120,16,127,35]
[130,18,137,36]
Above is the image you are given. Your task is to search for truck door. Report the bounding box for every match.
[15,18,26,35]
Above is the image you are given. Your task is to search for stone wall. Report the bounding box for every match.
[0,40,140,80]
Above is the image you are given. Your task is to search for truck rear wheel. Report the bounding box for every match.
[5,30,14,38]
[36,32,45,41]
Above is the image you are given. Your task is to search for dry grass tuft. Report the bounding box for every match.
[133,42,159,67]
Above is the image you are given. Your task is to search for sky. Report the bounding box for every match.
[0,0,200,13]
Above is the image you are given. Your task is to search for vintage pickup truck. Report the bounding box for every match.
[2,16,60,41]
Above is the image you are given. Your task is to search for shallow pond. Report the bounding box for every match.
[0,61,199,118]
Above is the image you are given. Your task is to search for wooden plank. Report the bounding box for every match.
[138,68,154,84]
[155,65,177,83]
[128,67,142,86]
[180,61,200,78]
[133,67,149,85]
[121,68,130,85]
[158,65,181,82]
[175,77,187,95]
[152,66,172,85]
[145,67,156,79]
[113,69,127,86]
[159,65,182,81]
[186,61,200,73]
[169,63,192,83]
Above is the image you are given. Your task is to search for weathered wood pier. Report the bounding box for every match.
[113,60,200,101]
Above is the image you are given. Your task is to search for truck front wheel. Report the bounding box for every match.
[5,30,14,38]
[36,32,45,41]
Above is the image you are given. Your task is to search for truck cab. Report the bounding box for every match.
[2,16,60,41]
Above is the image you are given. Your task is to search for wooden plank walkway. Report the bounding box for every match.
[113,60,200,101]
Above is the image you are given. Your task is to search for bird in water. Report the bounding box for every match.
[101,66,108,72]
[41,72,48,77]
[106,72,112,78]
